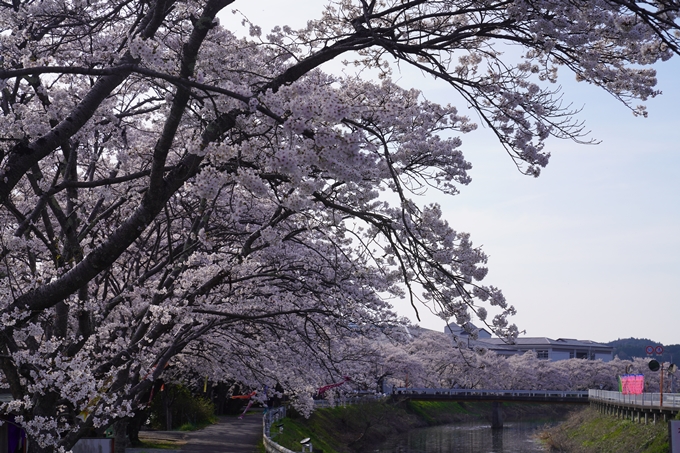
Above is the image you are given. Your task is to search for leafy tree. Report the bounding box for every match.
[0,1,678,452]
[147,384,215,431]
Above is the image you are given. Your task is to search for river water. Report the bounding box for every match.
[374,421,550,453]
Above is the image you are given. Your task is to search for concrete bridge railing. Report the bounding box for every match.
[393,387,589,400]
[313,395,381,408]
[589,389,680,409]
[589,389,680,424]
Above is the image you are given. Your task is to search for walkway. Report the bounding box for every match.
[128,414,262,453]
[181,415,261,453]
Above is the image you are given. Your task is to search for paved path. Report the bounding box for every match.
[181,415,261,453]
[128,414,262,453]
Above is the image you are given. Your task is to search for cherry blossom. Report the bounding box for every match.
[0,1,678,452]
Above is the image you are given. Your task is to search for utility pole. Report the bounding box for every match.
[660,362,664,407]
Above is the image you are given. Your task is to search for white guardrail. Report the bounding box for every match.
[393,388,589,399]
[263,407,298,453]
[589,389,680,409]
[313,395,382,408]
[263,397,383,452]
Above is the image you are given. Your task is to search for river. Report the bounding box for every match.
[374,421,551,453]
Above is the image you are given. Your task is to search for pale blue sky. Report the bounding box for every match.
[220,2,680,346]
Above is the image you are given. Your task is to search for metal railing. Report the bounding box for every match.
[589,389,680,409]
[393,387,589,399]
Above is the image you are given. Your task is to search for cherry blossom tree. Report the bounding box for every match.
[0,0,679,452]
[376,329,651,392]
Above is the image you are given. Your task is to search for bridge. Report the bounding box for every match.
[262,390,680,451]
[392,387,590,404]
[392,387,680,428]
[589,389,680,424]
[391,387,589,428]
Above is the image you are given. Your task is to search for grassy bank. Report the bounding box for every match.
[267,399,577,453]
[538,407,672,453]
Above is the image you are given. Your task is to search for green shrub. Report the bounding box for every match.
[149,384,216,430]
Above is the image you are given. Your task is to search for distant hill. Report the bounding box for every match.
[607,338,680,364]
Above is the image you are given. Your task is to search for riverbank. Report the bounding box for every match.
[538,407,671,453]
[268,399,577,453]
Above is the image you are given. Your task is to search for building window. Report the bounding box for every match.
[537,350,549,360]
[576,351,588,359]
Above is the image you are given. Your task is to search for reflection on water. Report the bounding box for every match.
[375,421,549,453]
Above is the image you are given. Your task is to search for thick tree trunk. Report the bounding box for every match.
[163,392,173,431]
[216,382,226,415]
[113,420,128,453]
[27,438,52,453]
[127,410,147,446]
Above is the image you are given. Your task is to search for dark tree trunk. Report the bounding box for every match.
[163,392,173,431]
[216,382,226,415]
[113,420,128,453]
[27,440,52,453]
[127,410,147,446]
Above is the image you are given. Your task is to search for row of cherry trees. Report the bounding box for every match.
[369,329,674,393]
[168,328,675,412]
[0,0,678,452]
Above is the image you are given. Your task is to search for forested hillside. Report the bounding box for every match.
[607,338,680,363]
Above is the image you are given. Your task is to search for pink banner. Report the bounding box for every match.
[620,374,644,395]
[318,376,351,395]
[238,400,254,419]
